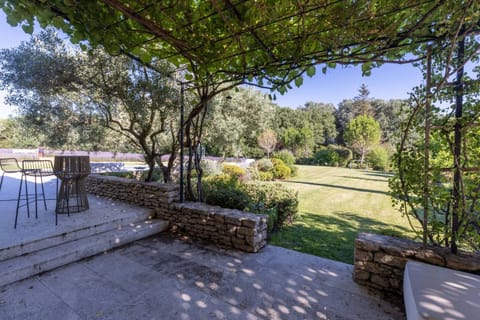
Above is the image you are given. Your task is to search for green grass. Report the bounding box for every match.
[269,165,418,264]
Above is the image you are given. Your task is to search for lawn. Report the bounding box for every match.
[270,165,419,264]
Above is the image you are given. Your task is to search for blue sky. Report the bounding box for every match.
[0,10,424,118]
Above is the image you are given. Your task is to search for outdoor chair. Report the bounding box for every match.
[0,158,22,191]
[15,159,58,228]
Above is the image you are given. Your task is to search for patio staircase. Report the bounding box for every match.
[0,211,169,288]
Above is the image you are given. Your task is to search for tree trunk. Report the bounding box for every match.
[451,36,465,254]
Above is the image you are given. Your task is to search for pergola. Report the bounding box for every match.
[2,1,480,245]
[1,1,478,91]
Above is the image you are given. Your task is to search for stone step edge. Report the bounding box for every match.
[0,219,169,288]
[0,210,156,262]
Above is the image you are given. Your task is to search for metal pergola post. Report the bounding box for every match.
[179,81,185,203]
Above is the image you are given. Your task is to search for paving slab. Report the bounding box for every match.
[0,234,405,319]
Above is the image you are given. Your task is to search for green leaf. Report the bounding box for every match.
[21,23,34,34]
[306,66,316,77]
[361,62,373,76]
[294,77,303,88]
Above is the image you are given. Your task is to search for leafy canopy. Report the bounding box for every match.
[344,115,381,163]
[1,1,479,92]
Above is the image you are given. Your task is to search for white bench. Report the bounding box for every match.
[403,260,480,320]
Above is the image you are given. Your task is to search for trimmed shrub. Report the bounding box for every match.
[222,163,246,178]
[273,149,296,165]
[258,171,274,181]
[288,164,298,177]
[295,157,315,165]
[203,176,299,232]
[203,173,249,210]
[255,158,273,172]
[243,182,299,230]
[313,145,352,167]
[367,145,391,171]
[314,148,339,166]
[271,158,292,179]
[205,188,250,210]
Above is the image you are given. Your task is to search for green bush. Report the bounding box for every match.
[368,145,391,171]
[243,182,299,230]
[288,164,298,177]
[258,171,274,181]
[314,148,339,166]
[295,157,314,165]
[205,188,250,210]
[203,176,299,232]
[271,158,292,179]
[313,145,352,167]
[203,173,239,195]
[273,149,296,165]
[203,173,249,210]
[255,158,273,172]
[222,163,246,178]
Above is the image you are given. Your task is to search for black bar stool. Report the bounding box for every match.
[15,160,58,228]
[0,158,22,191]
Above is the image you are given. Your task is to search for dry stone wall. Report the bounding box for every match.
[156,202,267,253]
[85,175,179,208]
[354,232,480,299]
[85,175,267,253]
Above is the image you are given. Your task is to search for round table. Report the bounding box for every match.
[54,155,91,214]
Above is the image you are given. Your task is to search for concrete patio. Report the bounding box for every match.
[0,172,405,319]
[0,173,156,247]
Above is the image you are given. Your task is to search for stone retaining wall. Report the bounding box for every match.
[85,175,267,253]
[354,232,480,299]
[85,175,179,208]
[156,202,267,253]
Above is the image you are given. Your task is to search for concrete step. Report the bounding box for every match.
[0,210,156,262]
[0,219,169,287]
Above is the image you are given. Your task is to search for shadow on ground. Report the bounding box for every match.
[284,180,389,196]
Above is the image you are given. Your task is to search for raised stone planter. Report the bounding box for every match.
[354,232,480,300]
[85,175,267,253]
[157,202,267,253]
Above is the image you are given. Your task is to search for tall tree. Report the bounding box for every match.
[85,49,181,182]
[353,84,374,116]
[202,88,275,158]
[0,29,181,181]
[344,115,381,164]
[300,102,337,149]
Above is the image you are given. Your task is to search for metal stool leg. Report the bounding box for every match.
[24,174,30,218]
[14,175,24,229]
[39,174,47,210]
[0,172,4,191]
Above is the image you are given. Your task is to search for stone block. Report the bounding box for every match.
[225,216,242,226]
[241,219,257,228]
[354,269,370,281]
[374,252,407,268]
[414,250,445,266]
[354,249,373,262]
[371,274,390,288]
[237,226,255,237]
